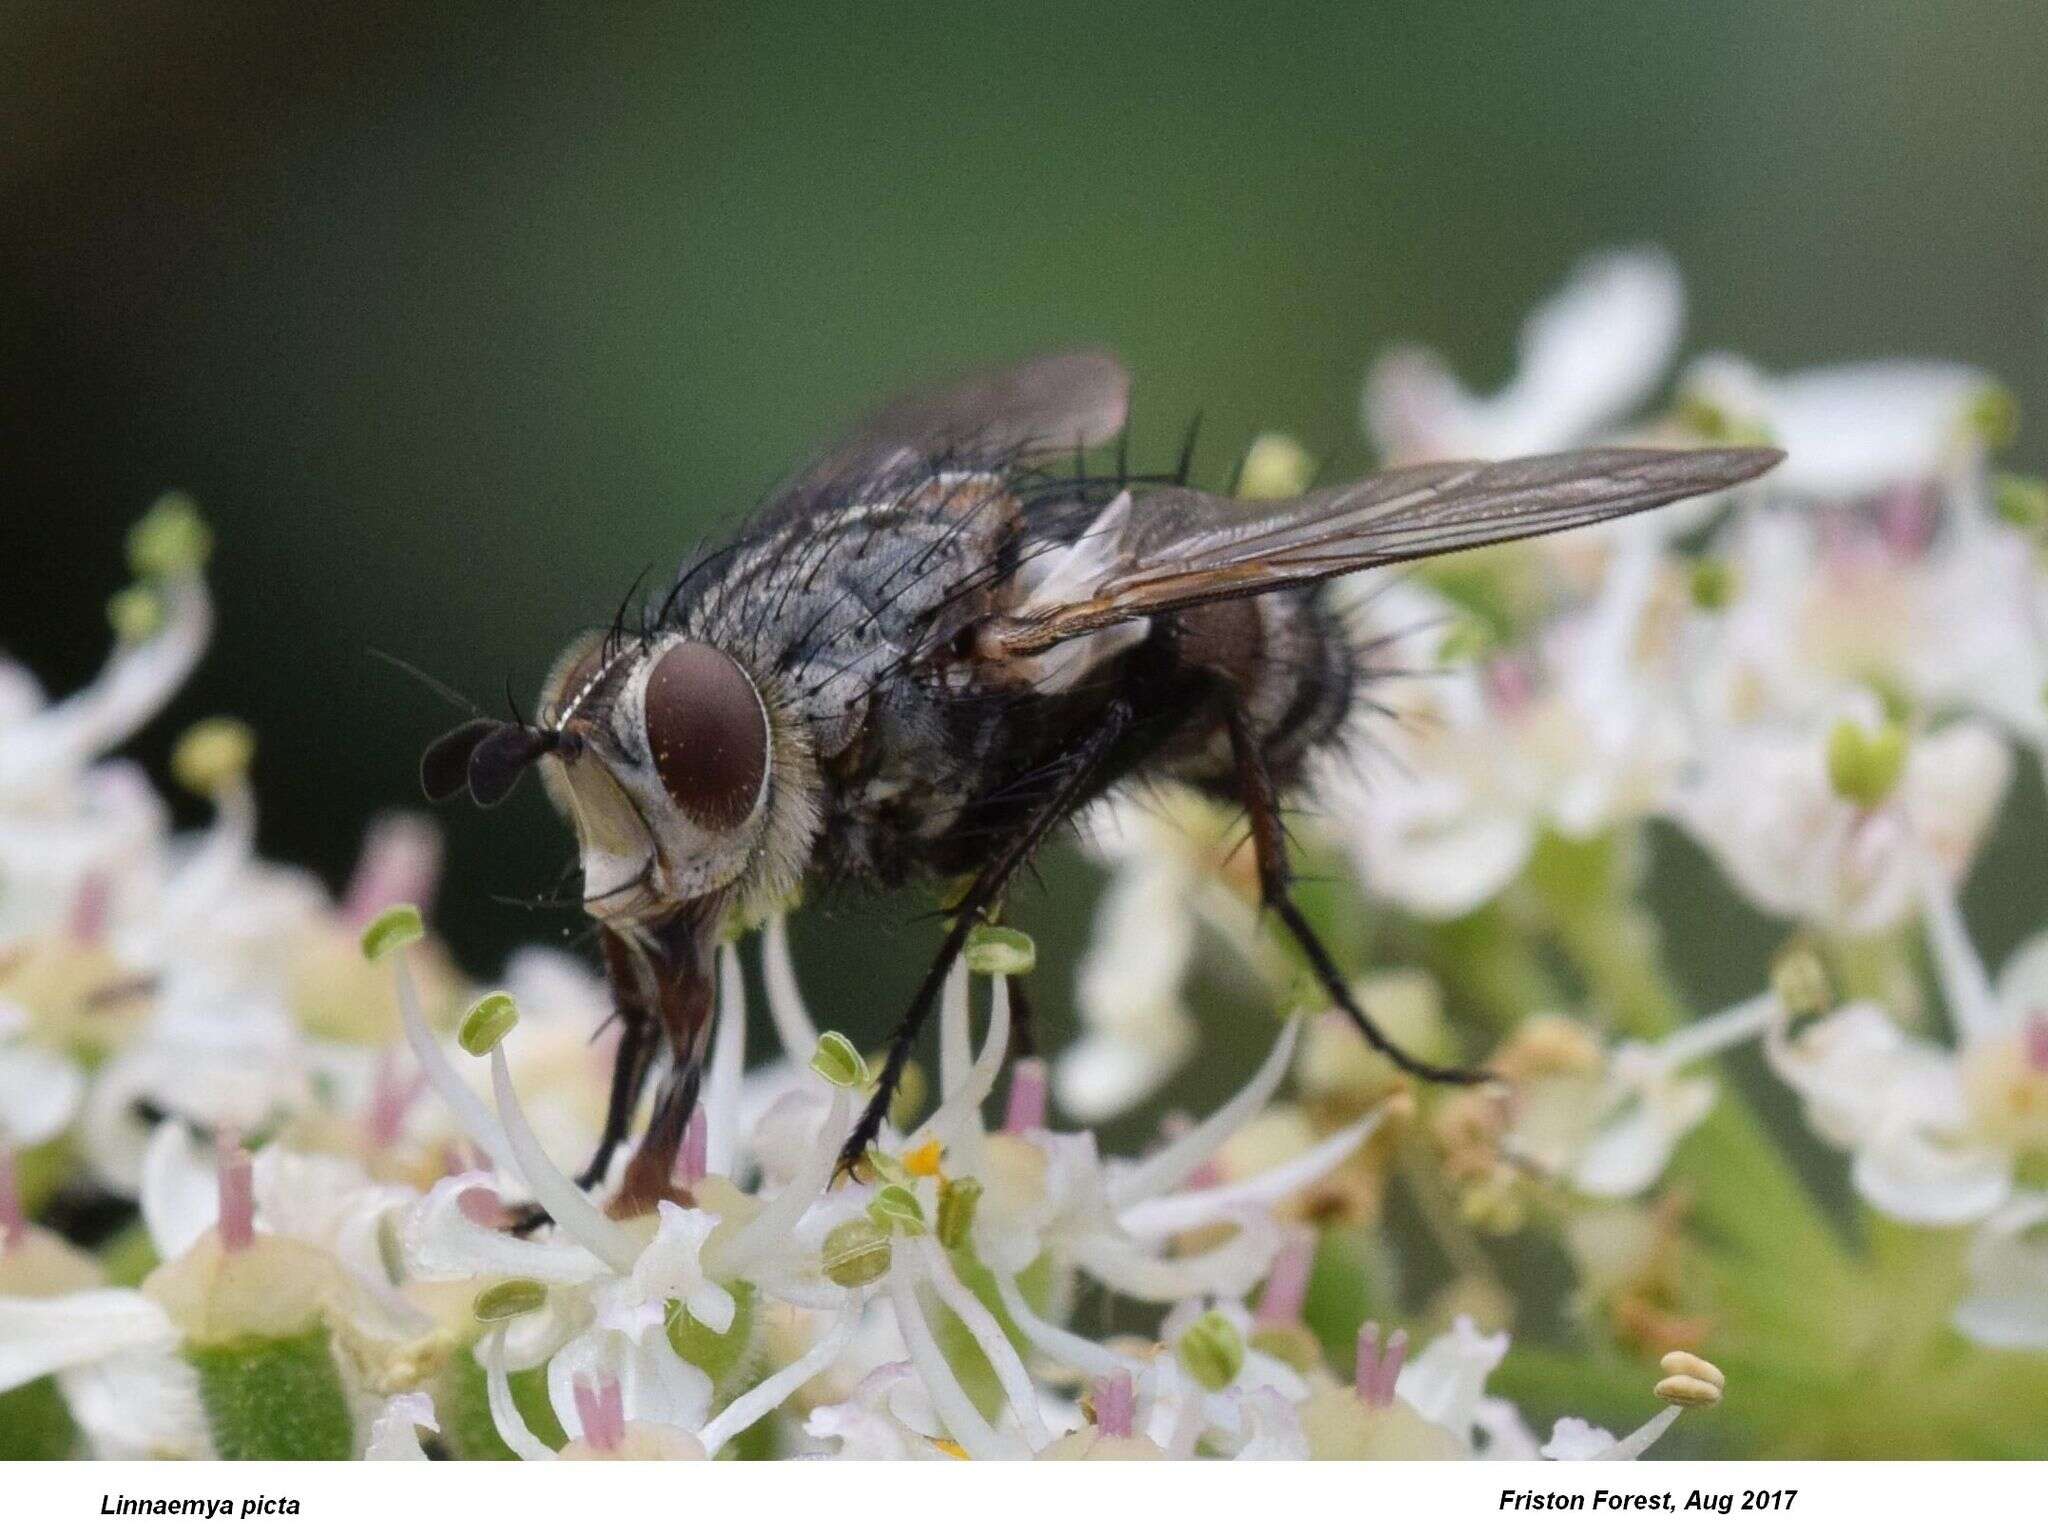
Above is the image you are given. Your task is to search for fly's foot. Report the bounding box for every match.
[834,1094,893,1183]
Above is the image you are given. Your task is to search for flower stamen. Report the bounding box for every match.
[573,1372,627,1454]
[1004,1059,1048,1135]
[0,1147,24,1256]
[1094,1370,1136,1438]
[1354,1320,1409,1409]
[216,1128,254,1254]
[1256,1229,1314,1327]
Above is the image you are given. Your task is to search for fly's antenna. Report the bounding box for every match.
[366,647,482,715]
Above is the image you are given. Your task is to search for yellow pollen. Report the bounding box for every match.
[904,1141,944,1179]
[929,1437,969,1460]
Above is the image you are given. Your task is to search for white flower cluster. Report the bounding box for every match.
[0,507,1702,1458]
[1062,250,2048,1352]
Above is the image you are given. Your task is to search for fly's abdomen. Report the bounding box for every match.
[1161,586,1361,791]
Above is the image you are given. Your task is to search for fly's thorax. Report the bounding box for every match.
[536,630,821,923]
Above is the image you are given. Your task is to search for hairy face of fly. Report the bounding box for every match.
[535,634,772,924]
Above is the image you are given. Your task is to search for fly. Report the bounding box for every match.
[419,352,1780,1211]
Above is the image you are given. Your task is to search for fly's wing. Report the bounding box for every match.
[769,351,1130,513]
[984,446,1782,656]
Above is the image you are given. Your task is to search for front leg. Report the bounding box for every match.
[609,903,722,1216]
[1224,697,1487,1085]
[577,927,663,1189]
[837,699,1136,1175]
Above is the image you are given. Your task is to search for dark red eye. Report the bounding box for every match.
[642,642,768,830]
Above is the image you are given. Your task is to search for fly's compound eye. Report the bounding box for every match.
[641,641,768,830]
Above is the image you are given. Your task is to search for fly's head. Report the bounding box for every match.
[422,631,817,926]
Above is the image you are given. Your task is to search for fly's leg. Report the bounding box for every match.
[607,909,720,1216]
[579,928,663,1188]
[507,923,680,1235]
[837,699,1135,1176]
[610,1060,703,1218]
[1224,697,1489,1086]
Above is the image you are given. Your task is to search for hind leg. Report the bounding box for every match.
[1223,696,1487,1085]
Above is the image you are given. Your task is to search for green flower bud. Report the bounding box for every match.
[1672,392,1772,447]
[360,903,425,961]
[106,585,164,644]
[665,1281,756,1387]
[936,1176,983,1249]
[811,1031,869,1088]
[867,1184,927,1237]
[127,492,213,578]
[1249,1323,1323,1375]
[964,925,1035,976]
[1967,384,2019,449]
[171,718,254,796]
[473,1279,549,1323]
[822,1218,893,1286]
[1770,944,1833,1020]
[1688,557,1739,611]
[1994,474,2048,531]
[187,1327,354,1460]
[1435,612,1496,667]
[1176,1310,1246,1391]
[458,991,520,1056]
[1825,717,1907,808]
[1235,433,1316,500]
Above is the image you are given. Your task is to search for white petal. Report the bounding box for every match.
[60,1344,212,1459]
[1540,1416,1619,1459]
[631,1203,732,1334]
[1108,1016,1300,1207]
[139,1120,221,1263]
[1850,1123,2010,1226]
[1364,249,1682,461]
[403,1173,608,1285]
[1236,1386,1311,1459]
[760,912,821,1063]
[0,578,211,797]
[0,1290,178,1394]
[988,1267,1126,1377]
[1952,1197,2048,1351]
[912,1239,1049,1450]
[1501,248,1685,451]
[1569,1075,1716,1200]
[547,1322,714,1440]
[710,1086,851,1280]
[365,1392,439,1460]
[1397,1315,1510,1446]
[1720,359,1992,500]
[1072,1209,1282,1303]
[1119,1106,1386,1237]
[1994,932,2048,1033]
[1353,791,1535,921]
[0,1041,85,1147]
[883,1260,1023,1460]
[490,1045,640,1273]
[702,944,746,1178]
[700,1301,862,1455]
[1471,1397,1543,1459]
[1054,1026,1191,1123]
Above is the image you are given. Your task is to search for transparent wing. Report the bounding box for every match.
[987,446,1782,655]
[768,351,1129,513]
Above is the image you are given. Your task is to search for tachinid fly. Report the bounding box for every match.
[420,353,1780,1210]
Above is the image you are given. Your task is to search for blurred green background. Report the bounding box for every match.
[6,1,2046,1071]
